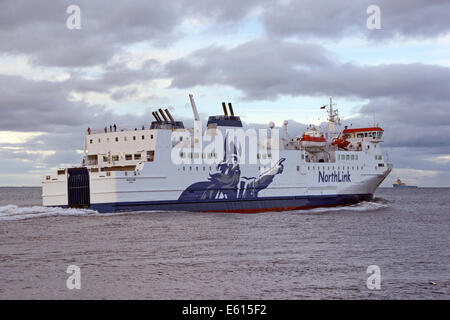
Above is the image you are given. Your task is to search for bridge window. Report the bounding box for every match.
[133,136,136,140]
[90,139,93,144]
[112,155,119,161]
[134,154,141,160]
[151,135,154,139]
[142,135,145,140]
[125,154,132,160]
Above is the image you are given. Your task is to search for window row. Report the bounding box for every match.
[90,134,154,144]
[302,165,364,171]
[102,151,155,162]
[338,154,359,161]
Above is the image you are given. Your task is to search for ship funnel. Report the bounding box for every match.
[164,108,175,123]
[189,94,200,121]
[228,103,234,116]
[222,102,228,116]
[152,111,162,123]
[158,108,168,122]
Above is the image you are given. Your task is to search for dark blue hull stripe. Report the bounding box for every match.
[85,194,373,213]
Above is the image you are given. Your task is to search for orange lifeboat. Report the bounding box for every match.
[300,128,327,150]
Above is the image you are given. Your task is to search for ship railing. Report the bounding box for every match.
[87,125,156,135]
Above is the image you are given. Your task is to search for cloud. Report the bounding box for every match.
[0,0,268,68]
[0,1,186,67]
[166,39,450,102]
[166,39,336,99]
[261,0,450,40]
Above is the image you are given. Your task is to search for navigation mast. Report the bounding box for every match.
[326,97,340,135]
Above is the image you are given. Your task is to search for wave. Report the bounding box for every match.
[0,205,97,221]
[0,198,390,221]
[291,199,389,214]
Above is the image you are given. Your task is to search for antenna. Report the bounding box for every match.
[373,104,376,127]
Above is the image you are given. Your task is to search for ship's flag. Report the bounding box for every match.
[320,105,326,109]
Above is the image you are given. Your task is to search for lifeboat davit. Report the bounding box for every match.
[331,136,350,150]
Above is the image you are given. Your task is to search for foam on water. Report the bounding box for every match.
[0,205,97,221]
[290,199,389,214]
[0,199,389,221]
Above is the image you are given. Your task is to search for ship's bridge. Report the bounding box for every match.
[343,127,384,141]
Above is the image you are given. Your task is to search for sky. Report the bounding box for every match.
[0,0,449,187]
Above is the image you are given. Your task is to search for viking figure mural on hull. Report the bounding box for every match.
[178,137,286,201]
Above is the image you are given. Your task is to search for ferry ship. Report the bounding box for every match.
[42,96,392,213]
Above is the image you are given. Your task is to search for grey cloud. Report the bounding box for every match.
[68,58,163,94]
[0,0,267,68]
[166,39,336,100]
[0,1,182,67]
[0,73,166,134]
[166,40,450,102]
[262,0,450,40]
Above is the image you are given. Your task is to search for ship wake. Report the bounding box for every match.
[291,198,389,214]
[0,205,97,221]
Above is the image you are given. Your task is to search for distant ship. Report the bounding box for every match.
[393,178,418,188]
